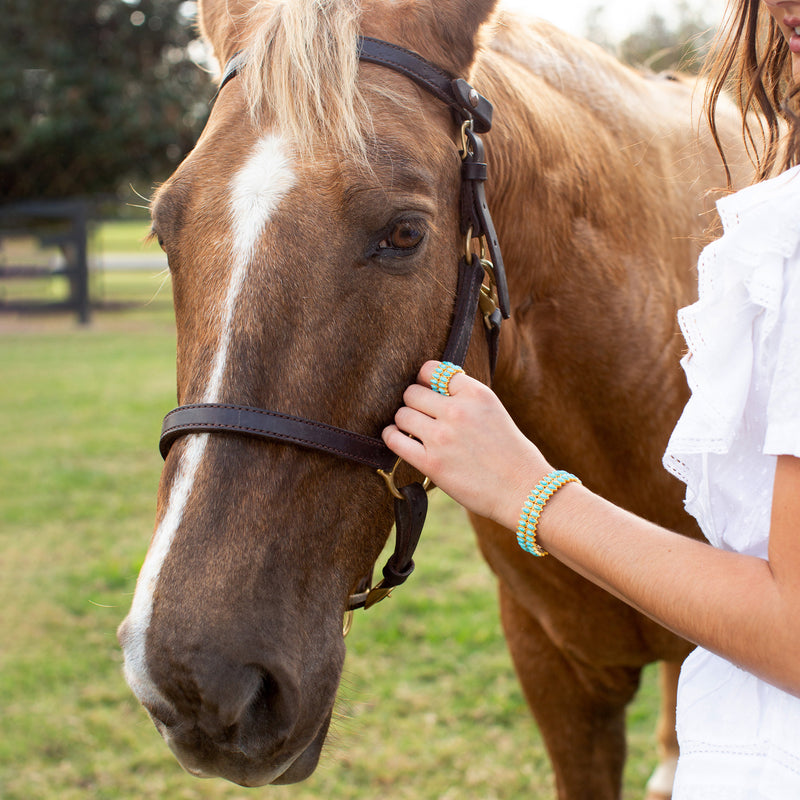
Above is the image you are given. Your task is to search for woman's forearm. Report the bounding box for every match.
[383,364,800,696]
[537,482,800,696]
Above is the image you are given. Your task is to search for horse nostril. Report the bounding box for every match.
[241,667,301,744]
[186,661,301,755]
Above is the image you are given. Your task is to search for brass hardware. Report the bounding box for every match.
[464,226,474,263]
[459,119,473,159]
[481,256,497,293]
[479,283,499,324]
[479,256,500,328]
[377,445,432,501]
[378,455,406,500]
[364,582,393,609]
[343,609,354,637]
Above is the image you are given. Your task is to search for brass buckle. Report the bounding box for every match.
[459,119,474,159]
[466,230,500,328]
[377,452,431,501]
[343,609,354,637]
[464,226,474,263]
[363,582,393,609]
[479,254,500,327]
[377,454,406,500]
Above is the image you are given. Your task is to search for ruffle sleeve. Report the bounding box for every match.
[664,165,800,487]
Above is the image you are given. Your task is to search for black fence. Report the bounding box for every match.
[0,199,92,324]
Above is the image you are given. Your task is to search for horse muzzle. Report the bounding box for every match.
[159,705,334,786]
[118,613,342,787]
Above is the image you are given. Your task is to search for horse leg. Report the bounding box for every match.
[644,660,681,800]
[498,582,640,800]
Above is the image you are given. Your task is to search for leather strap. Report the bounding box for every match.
[357,37,493,133]
[159,251,486,464]
[382,482,427,586]
[441,254,485,366]
[160,403,397,471]
[352,482,429,610]
[215,39,493,134]
[460,126,510,320]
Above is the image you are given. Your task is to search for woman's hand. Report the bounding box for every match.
[382,361,551,529]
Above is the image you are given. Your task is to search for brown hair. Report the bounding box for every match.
[703,0,800,183]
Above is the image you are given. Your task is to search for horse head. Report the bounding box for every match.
[118,0,501,786]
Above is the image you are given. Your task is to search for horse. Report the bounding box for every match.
[118,0,752,796]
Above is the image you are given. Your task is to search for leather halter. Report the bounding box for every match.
[158,36,510,615]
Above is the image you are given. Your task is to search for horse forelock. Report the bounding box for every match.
[240,0,372,161]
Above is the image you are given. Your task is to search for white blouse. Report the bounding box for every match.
[662,165,800,798]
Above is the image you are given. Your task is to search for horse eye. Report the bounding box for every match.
[378,220,425,251]
[149,227,166,252]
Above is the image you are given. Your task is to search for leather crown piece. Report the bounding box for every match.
[217,37,493,133]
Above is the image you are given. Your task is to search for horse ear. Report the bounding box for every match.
[425,0,501,76]
[198,0,257,66]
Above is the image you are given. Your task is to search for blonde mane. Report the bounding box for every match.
[240,0,371,159]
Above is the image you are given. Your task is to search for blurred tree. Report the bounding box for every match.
[0,0,214,204]
[587,1,716,73]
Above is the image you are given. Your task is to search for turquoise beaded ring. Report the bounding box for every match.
[430,361,465,396]
[516,470,581,557]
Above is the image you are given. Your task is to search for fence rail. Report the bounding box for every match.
[0,199,92,324]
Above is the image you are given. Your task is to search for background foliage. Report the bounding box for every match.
[0,1,717,208]
[614,1,716,73]
[0,0,213,203]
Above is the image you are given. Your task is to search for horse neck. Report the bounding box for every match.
[476,18,708,317]
[471,19,707,469]
[478,19,705,281]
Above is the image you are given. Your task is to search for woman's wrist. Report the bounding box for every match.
[487,446,555,532]
[515,470,582,556]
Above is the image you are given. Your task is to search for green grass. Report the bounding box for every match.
[95,220,155,254]
[0,272,662,799]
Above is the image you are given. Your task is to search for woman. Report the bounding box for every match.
[383,0,800,795]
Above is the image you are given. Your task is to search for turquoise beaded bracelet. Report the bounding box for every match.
[516,470,581,557]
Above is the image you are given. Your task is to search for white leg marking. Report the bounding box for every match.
[121,133,296,707]
[646,755,679,798]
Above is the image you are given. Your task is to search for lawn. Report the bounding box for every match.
[95,219,155,254]
[0,266,662,799]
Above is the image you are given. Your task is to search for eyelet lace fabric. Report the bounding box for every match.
[661,165,800,798]
[663,164,800,552]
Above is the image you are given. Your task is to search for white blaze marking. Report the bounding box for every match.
[121,134,296,707]
[207,134,297,400]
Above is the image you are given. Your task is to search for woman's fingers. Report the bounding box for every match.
[382,360,551,527]
[399,383,446,419]
[393,404,429,436]
[381,423,425,464]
